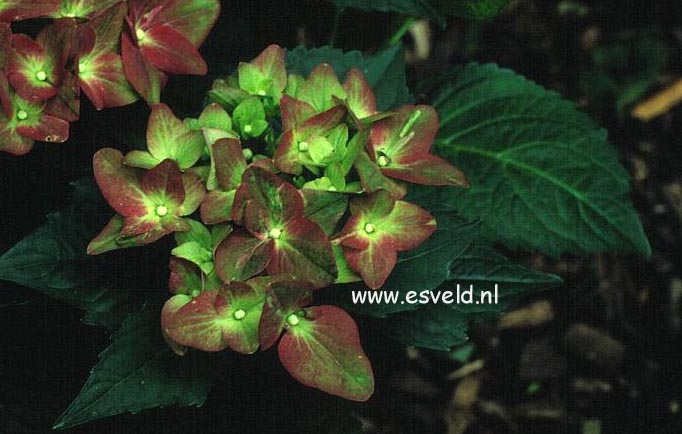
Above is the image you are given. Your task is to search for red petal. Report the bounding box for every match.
[139,25,207,75]
[0,0,60,22]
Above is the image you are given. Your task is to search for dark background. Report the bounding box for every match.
[2,1,682,433]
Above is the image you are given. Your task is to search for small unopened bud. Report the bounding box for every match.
[242,148,253,160]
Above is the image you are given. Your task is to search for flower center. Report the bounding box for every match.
[297,141,309,152]
[135,27,147,42]
[364,223,376,234]
[377,155,390,167]
[233,309,246,320]
[155,205,168,217]
[268,228,282,239]
[286,313,300,326]
[35,70,47,81]
[243,124,253,133]
[16,110,28,121]
[257,89,267,96]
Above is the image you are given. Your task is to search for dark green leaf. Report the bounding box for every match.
[436,0,510,20]
[53,306,217,430]
[286,45,412,111]
[333,0,445,27]
[424,63,651,257]
[381,242,561,350]
[0,201,142,329]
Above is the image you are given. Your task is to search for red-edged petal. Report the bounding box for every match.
[139,25,207,75]
[140,158,185,208]
[178,170,206,216]
[343,245,397,290]
[15,114,69,143]
[381,153,469,187]
[252,44,287,95]
[268,217,337,288]
[214,229,272,282]
[213,138,247,190]
[79,52,138,110]
[232,167,305,225]
[258,280,314,350]
[155,0,220,46]
[93,148,147,218]
[343,68,377,119]
[367,105,438,161]
[200,189,236,225]
[281,95,316,131]
[121,32,166,104]
[278,305,374,401]
[0,0,60,22]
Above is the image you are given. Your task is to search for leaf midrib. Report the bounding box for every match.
[443,144,639,251]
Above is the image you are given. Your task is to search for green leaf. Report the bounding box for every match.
[425,63,651,257]
[286,45,412,111]
[0,200,142,329]
[380,242,562,350]
[332,0,445,27]
[54,306,217,430]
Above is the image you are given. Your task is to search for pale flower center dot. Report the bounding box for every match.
[377,155,390,167]
[135,27,146,42]
[155,205,168,217]
[233,309,246,320]
[364,223,376,234]
[297,141,309,152]
[243,124,253,133]
[16,110,28,121]
[257,89,267,96]
[268,228,282,239]
[286,313,300,326]
[35,70,47,81]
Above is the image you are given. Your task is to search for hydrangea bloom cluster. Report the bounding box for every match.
[88,45,468,401]
[0,0,219,155]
